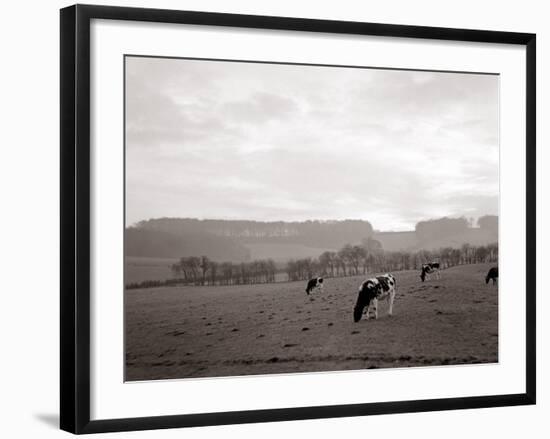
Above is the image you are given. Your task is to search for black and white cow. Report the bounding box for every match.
[305,277,323,295]
[353,274,396,322]
[486,267,498,285]
[420,262,440,282]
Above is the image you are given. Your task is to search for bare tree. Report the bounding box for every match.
[159,241,499,290]
[199,256,210,285]
[338,245,354,276]
[170,262,182,279]
[209,261,218,285]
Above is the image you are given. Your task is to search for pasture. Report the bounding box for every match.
[125,263,498,381]
[125,256,177,284]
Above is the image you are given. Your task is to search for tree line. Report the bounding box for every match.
[169,256,277,286]
[126,239,498,289]
[287,240,498,282]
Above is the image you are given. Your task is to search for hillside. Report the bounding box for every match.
[134,218,373,248]
[126,215,498,263]
[125,227,251,261]
[126,218,373,262]
[374,227,497,252]
[418,228,498,250]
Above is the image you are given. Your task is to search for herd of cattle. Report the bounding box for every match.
[305,264,498,323]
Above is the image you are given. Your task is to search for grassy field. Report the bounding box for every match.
[125,263,498,381]
[125,256,178,284]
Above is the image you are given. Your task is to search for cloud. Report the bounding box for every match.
[222,92,300,124]
[125,57,499,230]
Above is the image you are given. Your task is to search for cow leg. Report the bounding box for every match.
[366,301,375,320]
[388,289,395,316]
[371,298,378,320]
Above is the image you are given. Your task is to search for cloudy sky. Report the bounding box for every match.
[125,56,499,231]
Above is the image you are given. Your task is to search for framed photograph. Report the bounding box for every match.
[60,4,536,434]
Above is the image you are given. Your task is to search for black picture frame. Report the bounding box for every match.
[60,4,536,434]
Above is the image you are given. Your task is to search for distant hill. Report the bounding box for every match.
[417,228,498,250]
[375,215,498,251]
[126,215,498,262]
[134,218,373,248]
[125,227,251,261]
[126,218,373,262]
[415,216,497,250]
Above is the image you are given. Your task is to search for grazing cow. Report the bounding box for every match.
[486,267,498,285]
[305,277,323,295]
[420,262,441,282]
[353,274,396,322]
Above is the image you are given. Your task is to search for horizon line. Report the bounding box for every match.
[127,214,499,233]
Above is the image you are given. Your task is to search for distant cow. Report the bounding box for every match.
[306,277,323,295]
[353,274,396,322]
[486,267,498,285]
[420,262,441,282]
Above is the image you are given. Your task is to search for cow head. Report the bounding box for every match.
[353,303,366,322]
[353,280,377,322]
